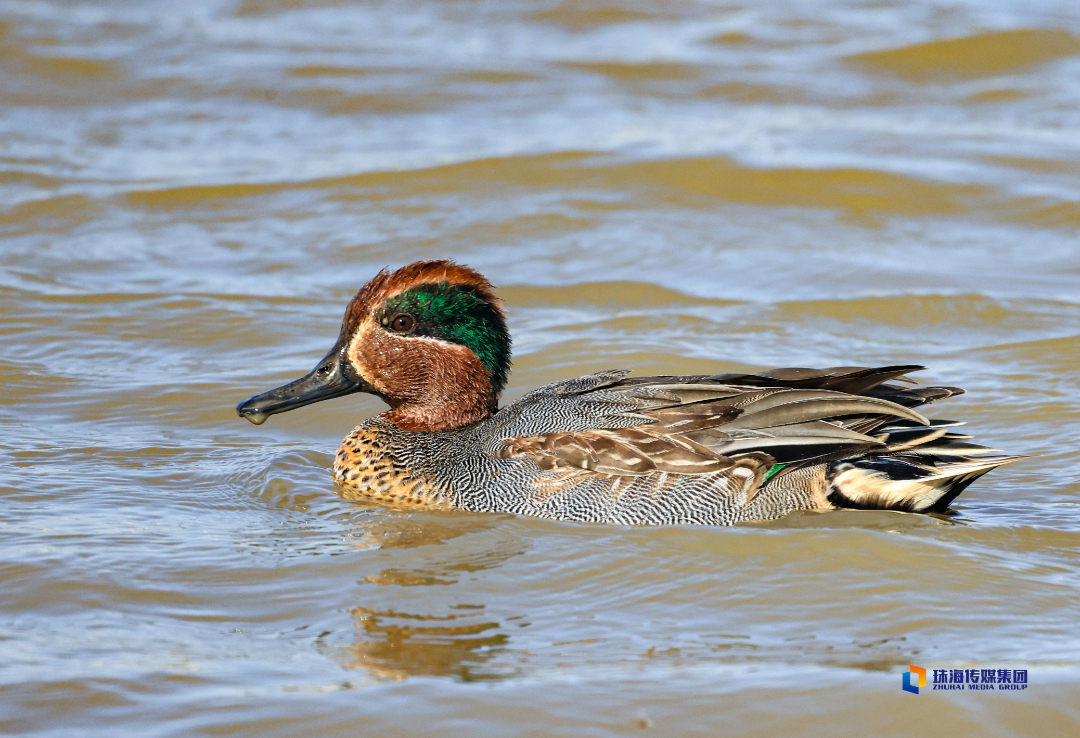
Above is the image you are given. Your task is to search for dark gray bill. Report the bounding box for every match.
[236,344,370,425]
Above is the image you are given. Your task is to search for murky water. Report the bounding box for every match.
[2,0,1080,735]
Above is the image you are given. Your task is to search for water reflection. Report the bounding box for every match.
[344,508,502,550]
[361,540,525,585]
[339,604,512,681]
[330,510,529,680]
[742,508,960,531]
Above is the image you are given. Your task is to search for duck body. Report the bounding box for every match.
[329,367,1017,525]
[238,261,1021,526]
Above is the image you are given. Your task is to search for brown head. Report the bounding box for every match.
[236,260,512,432]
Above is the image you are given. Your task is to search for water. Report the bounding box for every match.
[2,1,1080,735]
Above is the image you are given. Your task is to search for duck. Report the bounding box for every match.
[236,259,1022,526]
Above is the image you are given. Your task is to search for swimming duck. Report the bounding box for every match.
[237,260,1021,526]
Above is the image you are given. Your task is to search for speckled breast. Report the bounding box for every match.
[332,425,449,509]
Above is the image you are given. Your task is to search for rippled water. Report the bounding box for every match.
[3,1,1080,735]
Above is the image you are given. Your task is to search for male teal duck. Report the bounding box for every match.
[237,260,1022,526]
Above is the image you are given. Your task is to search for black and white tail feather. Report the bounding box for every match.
[718,365,1025,514]
[827,444,1021,514]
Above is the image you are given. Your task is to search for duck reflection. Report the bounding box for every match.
[340,604,512,681]
[363,539,525,586]
[335,511,527,681]
[344,506,500,550]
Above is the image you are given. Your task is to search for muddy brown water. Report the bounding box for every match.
[2,1,1080,736]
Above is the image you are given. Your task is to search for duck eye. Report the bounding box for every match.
[389,314,415,333]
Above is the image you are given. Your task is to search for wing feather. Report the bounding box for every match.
[490,370,935,479]
[480,365,997,522]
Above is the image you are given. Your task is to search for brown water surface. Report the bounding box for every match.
[2,1,1079,736]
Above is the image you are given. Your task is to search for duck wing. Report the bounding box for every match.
[487,367,932,472]
[481,367,979,524]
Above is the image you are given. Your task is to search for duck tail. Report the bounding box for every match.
[827,449,1027,514]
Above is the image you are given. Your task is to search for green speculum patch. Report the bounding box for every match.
[383,283,512,393]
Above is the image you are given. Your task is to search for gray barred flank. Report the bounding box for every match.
[331,365,1020,525]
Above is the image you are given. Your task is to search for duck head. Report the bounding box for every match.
[236,260,511,432]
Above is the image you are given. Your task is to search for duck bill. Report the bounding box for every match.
[236,344,372,425]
